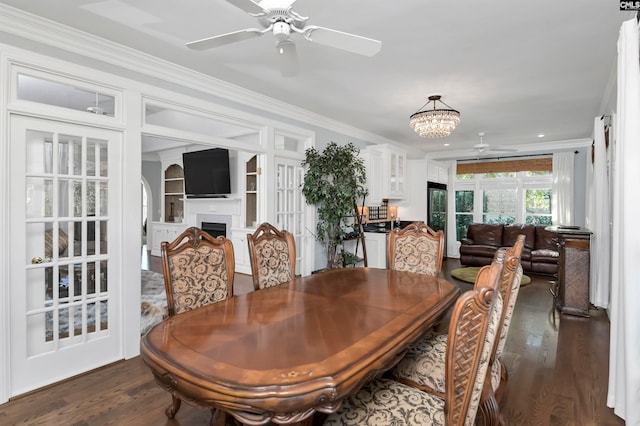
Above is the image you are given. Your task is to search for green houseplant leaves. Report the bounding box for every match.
[302,142,368,269]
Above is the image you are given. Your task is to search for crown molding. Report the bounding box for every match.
[0,4,399,148]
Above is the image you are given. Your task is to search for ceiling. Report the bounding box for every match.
[1,1,634,158]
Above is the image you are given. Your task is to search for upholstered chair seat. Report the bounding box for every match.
[394,264,523,398]
[324,378,447,425]
[325,262,504,426]
[392,236,525,424]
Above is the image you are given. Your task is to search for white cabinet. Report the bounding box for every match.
[150,222,188,256]
[364,232,388,269]
[427,160,449,185]
[362,145,406,202]
[231,228,252,275]
[361,149,384,205]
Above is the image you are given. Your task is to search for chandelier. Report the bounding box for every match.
[409,95,460,138]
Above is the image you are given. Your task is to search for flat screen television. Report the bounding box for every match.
[182,148,231,198]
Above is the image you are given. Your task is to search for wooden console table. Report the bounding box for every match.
[546,226,592,317]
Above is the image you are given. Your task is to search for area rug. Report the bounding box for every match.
[140,270,168,334]
[47,270,167,339]
[451,266,531,286]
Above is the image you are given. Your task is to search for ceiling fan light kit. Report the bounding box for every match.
[410,95,461,138]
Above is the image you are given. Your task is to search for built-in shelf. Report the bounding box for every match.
[246,155,258,227]
[164,164,184,223]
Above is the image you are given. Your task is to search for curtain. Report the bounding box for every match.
[588,118,610,309]
[551,152,574,225]
[608,17,640,424]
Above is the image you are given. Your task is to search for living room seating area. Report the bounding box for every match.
[459,223,559,275]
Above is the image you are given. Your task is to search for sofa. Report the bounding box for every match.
[459,223,559,275]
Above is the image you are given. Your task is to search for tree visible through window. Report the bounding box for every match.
[525,188,552,225]
[455,190,474,240]
[483,188,516,224]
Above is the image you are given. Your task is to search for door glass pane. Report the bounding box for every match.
[99,221,108,255]
[86,140,96,177]
[72,180,83,217]
[58,180,71,217]
[72,141,82,176]
[100,260,108,292]
[87,181,97,216]
[24,129,111,354]
[26,131,53,174]
[26,177,53,219]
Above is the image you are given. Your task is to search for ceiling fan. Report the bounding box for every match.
[473,132,517,155]
[185,0,382,77]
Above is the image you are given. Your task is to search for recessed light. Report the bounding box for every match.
[444,143,450,147]
[537,134,545,138]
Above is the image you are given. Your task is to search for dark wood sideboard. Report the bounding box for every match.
[547,226,592,317]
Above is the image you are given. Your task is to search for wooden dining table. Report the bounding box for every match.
[141,267,460,425]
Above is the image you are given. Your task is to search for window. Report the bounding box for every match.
[483,188,516,224]
[453,163,552,241]
[525,188,552,225]
[455,190,474,240]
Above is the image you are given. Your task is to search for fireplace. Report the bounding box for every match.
[201,222,226,238]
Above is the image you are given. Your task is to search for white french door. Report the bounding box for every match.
[275,157,306,275]
[9,115,122,396]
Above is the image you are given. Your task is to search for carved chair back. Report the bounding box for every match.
[247,222,296,290]
[492,234,525,362]
[161,226,235,316]
[447,261,503,426]
[387,221,444,276]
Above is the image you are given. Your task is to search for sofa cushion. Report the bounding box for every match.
[535,226,559,251]
[459,244,499,258]
[502,224,535,250]
[531,249,559,263]
[468,224,503,247]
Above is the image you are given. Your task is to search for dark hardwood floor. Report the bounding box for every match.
[0,257,622,425]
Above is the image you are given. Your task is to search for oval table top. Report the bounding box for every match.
[141,267,460,425]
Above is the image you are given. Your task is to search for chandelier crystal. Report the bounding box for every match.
[409,95,460,138]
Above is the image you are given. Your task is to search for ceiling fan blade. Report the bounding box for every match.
[303,26,382,57]
[186,28,264,50]
[276,40,299,77]
[225,0,267,15]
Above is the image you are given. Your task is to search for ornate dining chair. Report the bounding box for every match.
[387,221,444,276]
[247,222,296,290]
[323,261,504,426]
[160,226,235,419]
[391,235,525,424]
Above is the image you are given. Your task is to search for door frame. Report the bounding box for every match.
[6,114,127,397]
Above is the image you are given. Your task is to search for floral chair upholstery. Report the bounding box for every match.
[323,262,503,426]
[161,227,235,316]
[247,222,296,290]
[387,221,444,276]
[160,226,235,419]
[391,236,525,423]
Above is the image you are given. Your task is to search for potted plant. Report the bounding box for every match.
[301,142,368,269]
